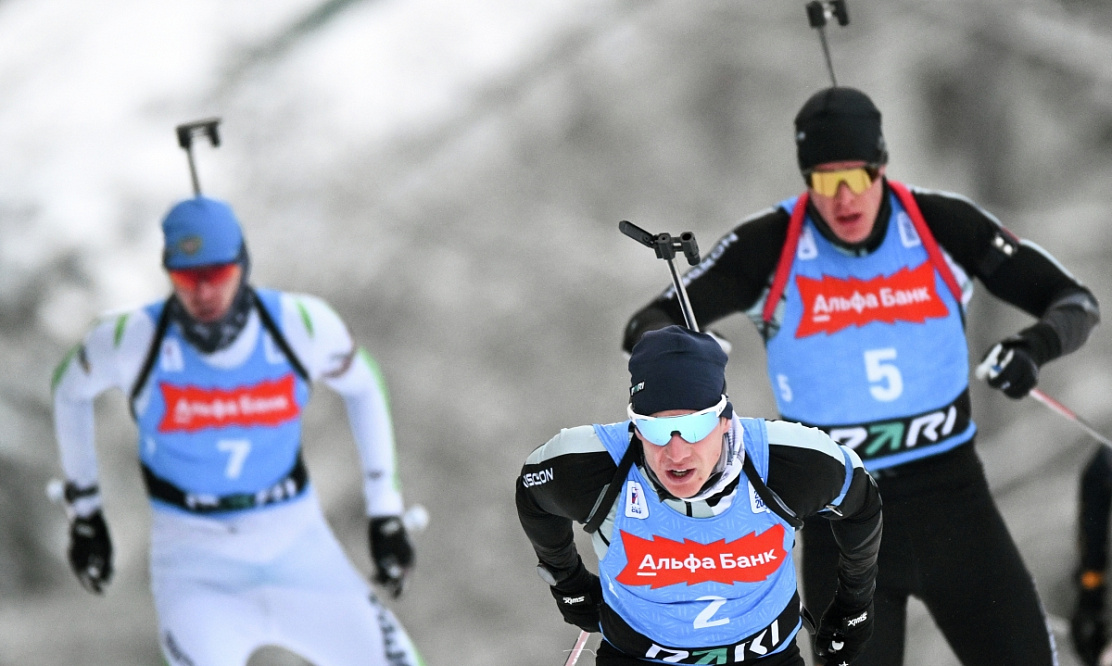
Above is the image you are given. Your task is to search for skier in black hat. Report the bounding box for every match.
[622,86,1100,664]
[517,325,883,665]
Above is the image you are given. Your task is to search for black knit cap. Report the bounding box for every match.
[794,86,887,171]
[628,325,732,420]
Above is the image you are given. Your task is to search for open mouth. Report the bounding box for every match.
[668,469,693,479]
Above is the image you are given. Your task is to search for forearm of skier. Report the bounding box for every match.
[516,479,581,578]
[828,470,883,606]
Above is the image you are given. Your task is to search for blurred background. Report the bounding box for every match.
[1,0,1111,663]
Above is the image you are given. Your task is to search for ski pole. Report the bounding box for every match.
[563,629,590,666]
[1027,388,1112,451]
[175,117,222,196]
[805,0,850,87]
[619,220,702,332]
[975,348,1112,449]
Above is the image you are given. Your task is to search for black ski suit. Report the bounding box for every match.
[623,180,1100,665]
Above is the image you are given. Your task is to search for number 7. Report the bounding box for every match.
[217,439,251,479]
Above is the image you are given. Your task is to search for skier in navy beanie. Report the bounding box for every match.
[628,325,732,420]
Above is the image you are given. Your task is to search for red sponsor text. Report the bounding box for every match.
[158,375,300,432]
[616,524,786,588]
[795,262,949,337]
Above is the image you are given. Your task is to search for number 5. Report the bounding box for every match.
[864,348,902,402]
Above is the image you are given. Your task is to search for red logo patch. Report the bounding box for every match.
[158,375,300,432]
[616,524,786,588]
[795,262,949,338]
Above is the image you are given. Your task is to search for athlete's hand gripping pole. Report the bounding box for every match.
[619,220,702,332]
[975,356,1112,450]
[175,117,222,196]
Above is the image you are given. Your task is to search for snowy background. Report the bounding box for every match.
[1,0,1111,664]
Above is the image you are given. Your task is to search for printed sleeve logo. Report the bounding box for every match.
[522,468,554,488]
[616,524,786,588]
[158,375,300,432]
[794,262,948,338]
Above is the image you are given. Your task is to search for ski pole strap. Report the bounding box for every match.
[584,430,640,534]
[741,452,803,530]
[141,454,308,513]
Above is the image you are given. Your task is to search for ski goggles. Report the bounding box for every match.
[804,164,881,197]
[627,395,728,446]
[168,263,240,290]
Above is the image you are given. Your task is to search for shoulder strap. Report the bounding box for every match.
[741,451,803,530]
[251,288,310,383]
[128,298,174,420]
[887,180,963,304]
[762,194,810,327]
[584,431,639,534]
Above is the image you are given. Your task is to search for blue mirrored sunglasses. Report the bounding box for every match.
[627,395,728,446]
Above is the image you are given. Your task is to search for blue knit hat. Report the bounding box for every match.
[161,197,245,269]
[628,326,732,419]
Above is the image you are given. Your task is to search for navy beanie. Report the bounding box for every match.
[162,197,246,270]
[628,326,732,419]
[794,86,887,171]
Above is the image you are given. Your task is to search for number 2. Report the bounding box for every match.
[694,596,730,629]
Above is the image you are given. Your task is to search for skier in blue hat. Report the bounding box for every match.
[51,196,423,665]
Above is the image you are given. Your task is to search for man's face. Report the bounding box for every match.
[635,411,730,499]
[807,160,887,244]
[168,263,242,323]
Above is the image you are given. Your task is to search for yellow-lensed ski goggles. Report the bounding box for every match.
[805,165,881,197]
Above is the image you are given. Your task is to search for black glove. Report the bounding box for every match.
[369,516,414,599]
[547,562,603,632]
[813,598,873,665]
[68,511,113,594]
[976,338,1039,399]
[1072,583,1107,666]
